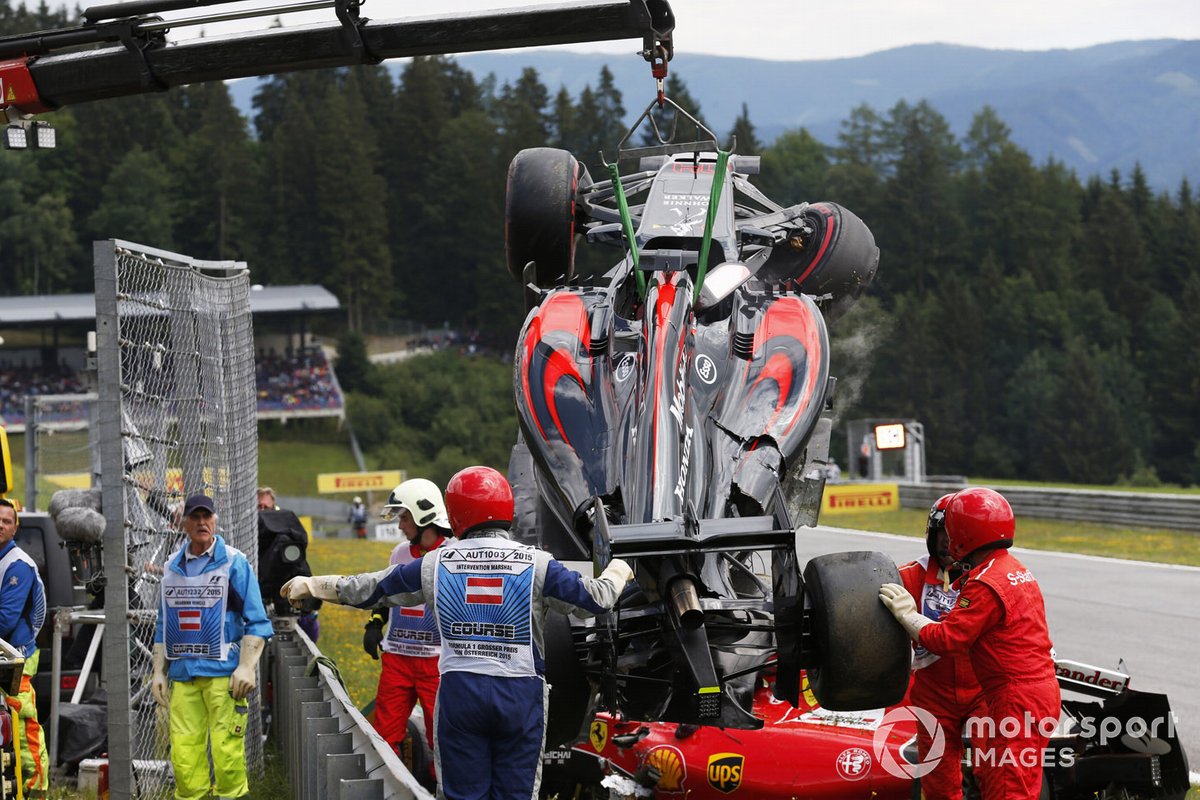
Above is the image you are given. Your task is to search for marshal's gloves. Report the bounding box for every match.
[281,575,343,606]
[600,558,634,585]
[151,643,170,708]
[879,583,931,641]
[230,635,266,700]
[363,613,386,660]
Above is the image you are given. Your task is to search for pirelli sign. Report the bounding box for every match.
[316,470,405,494]
[821,483,900,515]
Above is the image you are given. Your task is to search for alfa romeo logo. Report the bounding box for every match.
[872,705,945,779]
[835,747,872,781]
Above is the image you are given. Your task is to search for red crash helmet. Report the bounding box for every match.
[945,487,1015,561]
[924,492,956,560]
[445,466,515,537]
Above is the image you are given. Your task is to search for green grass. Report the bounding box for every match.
[5,430,92,509]
[824,508,1200,566]
[255,439,360,498]
[305,538,396,710]
[5,431,360,509]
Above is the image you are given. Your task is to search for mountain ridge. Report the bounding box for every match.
[228,39,1199,189]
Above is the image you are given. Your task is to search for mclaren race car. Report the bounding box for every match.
[503,98,910,745]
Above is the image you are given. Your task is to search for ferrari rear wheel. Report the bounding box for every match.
[505,147,584,291]
[802,551,910,710]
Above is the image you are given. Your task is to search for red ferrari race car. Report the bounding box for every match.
[534,659,1192,799]
[540,670,915,799]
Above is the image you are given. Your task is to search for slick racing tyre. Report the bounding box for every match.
[543,611,593,748]
[766,202,879,323]
[803,551,910,710]
[505,147,585,291]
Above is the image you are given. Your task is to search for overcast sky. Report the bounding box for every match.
[160,0,1200,60]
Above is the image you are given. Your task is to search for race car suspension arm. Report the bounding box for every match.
[1,0,675,112]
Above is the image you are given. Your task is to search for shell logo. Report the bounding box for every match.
[644,744,687,793]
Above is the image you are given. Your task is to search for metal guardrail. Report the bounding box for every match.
[900,482,1200,532]
[270,621,434,800]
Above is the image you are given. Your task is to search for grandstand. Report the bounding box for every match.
[0,285,345,431]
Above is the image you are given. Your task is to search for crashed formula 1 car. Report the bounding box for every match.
[540,668,917,799]
[534,658,1191,799]
[503,97,910,745]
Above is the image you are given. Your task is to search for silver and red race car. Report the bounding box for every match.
[504,98,905,741]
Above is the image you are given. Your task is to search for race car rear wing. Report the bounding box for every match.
[1055,658,1131,697]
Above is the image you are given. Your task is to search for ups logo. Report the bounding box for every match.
[707,752,744,794]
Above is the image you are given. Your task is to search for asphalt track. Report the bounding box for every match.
[799,525,1200,767]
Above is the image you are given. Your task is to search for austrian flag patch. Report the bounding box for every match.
[178,609,202,631]
[466,576,504,605]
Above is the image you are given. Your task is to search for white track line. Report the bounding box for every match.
[813,526,1200,573]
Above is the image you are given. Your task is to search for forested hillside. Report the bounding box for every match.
[2,10,1197,487]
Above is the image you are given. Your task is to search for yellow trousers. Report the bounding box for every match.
[169,675,250,800]
[5,650,49,796]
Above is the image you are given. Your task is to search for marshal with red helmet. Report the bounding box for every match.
[944,486,1017,564]
[883,487,1061,800]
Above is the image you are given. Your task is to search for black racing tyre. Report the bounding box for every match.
[543,611,593,748]
[763,202,879,323]
[505,147,584,289]
[803,551,910,710]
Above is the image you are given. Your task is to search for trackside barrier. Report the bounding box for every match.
[270,620,434,800]
[900,482,1200,533]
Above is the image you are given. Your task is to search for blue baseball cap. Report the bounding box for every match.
[183,494,216,516]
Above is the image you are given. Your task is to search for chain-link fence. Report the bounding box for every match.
[95,240,261,800]
[21,392,96,511]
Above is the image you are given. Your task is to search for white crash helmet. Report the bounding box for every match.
[381,478,449,529]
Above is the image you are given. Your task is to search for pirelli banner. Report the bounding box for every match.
[316,470,404,494]
[821,483,900,515]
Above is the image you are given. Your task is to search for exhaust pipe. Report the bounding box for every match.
[668,576,703,630]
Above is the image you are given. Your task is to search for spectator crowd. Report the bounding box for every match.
[0,363,87,426]
[255,347,344,413]
[0,347,344,425]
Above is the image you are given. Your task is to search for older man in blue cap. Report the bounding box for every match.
[152,494,272,800]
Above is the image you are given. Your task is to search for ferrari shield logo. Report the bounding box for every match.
[588,719,608,752]
[706,753,744,793]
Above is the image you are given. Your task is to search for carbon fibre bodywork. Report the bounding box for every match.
[506,145,899,735]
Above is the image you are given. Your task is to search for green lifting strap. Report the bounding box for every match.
[608,162,646,299]
[695,149,730,301]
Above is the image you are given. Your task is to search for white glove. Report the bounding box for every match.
[879,583,932,641]
[600,558,634,585]
[280,575,343,605]
[230,635,266,700]
[151,643,170,708]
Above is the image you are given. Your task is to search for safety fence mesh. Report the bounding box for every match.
[96,241,260,799]
[22,392,97,512]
